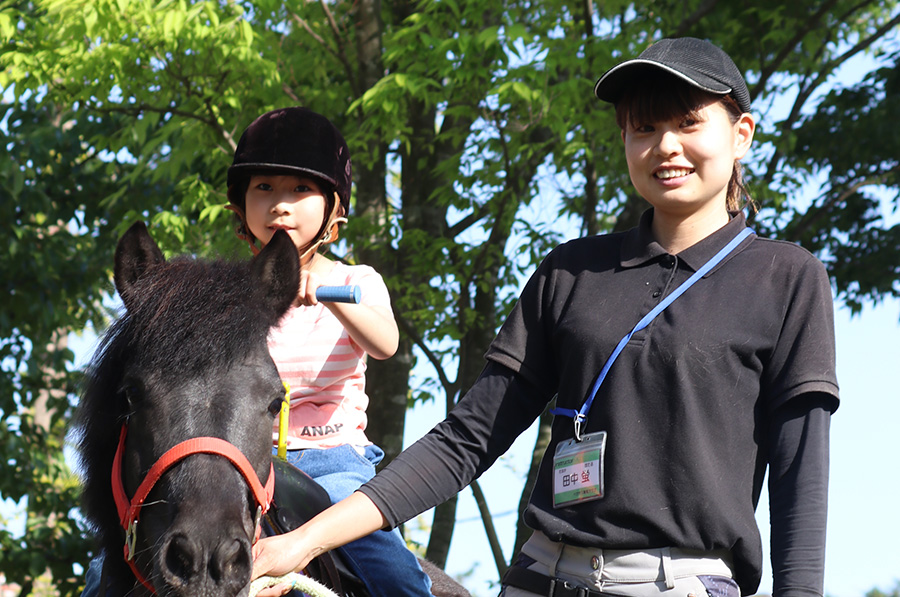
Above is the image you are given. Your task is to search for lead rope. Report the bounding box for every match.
[249,572,340,597]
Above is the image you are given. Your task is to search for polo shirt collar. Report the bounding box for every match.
[621,208,751,272]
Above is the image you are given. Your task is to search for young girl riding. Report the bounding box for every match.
[226,106,433,597]
[251,39,839,597]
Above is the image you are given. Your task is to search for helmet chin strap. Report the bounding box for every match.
[297,192,347,268]
[225,203,263,257]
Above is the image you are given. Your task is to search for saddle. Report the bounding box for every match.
[265,457,370,597]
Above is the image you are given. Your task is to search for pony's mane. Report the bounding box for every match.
[73,254,282,559]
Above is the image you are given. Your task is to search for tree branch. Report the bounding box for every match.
[785,163,900,243]
[395,313,458,404]
[752,0,842,94]
[760,8,900,189]
[671,0,721,37]
[289,9,359,97]
[319,0,353,76]
[469,479,508,578]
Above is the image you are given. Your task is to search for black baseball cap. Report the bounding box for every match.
[594,37,751,113]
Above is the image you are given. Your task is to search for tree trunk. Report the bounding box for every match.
[425,494,459,568]
[347,0,414,465]
[34,330,67,431]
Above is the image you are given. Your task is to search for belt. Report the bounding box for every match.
[503,565,613,597]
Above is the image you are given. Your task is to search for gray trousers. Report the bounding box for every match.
[499,531,740,597]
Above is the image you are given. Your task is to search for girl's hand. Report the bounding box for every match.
[296,268,324,307]
[295,265,399,360]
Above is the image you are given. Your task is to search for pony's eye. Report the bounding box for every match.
[267,398,283,417]
[121,382,143,409]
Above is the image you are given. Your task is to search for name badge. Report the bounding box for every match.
[552,431,606,508]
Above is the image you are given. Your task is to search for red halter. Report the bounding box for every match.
[111,424,275,593]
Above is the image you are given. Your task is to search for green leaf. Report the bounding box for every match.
[512,80,531,101]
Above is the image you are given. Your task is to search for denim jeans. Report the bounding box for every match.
[283,444,433,597]
[80,555,105,597]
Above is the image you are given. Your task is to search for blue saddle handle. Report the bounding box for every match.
[315,285,361,304]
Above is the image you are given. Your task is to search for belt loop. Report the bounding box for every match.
[661,547,675,589]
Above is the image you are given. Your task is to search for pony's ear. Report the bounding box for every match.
[250,230,300,322]
[114,222,165,312]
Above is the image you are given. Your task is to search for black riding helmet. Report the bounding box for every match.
[226,107,352,249]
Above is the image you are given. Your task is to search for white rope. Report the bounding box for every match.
[249,572,340,597]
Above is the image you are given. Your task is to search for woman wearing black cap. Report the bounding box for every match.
[252,39,838,597]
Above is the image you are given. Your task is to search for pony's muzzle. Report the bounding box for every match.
[158,529,253,595]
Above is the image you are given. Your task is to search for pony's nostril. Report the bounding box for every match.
[210,538,252,586]
[159,531,251,592]
[163,534,200,585]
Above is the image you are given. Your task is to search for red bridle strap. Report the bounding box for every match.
[111,425,275,593]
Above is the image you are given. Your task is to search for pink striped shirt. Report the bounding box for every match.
[268,262,392,449]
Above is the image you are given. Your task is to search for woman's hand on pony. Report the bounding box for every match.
[251,533,309,596]
[251,492,389,596]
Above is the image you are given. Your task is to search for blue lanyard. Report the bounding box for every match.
[552,227,754,441]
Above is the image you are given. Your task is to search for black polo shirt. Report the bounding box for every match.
[487,208,838,587]
[361,209,838,594]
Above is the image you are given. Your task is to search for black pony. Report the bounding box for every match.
[74,222,299,595]
[73,223,469,597]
